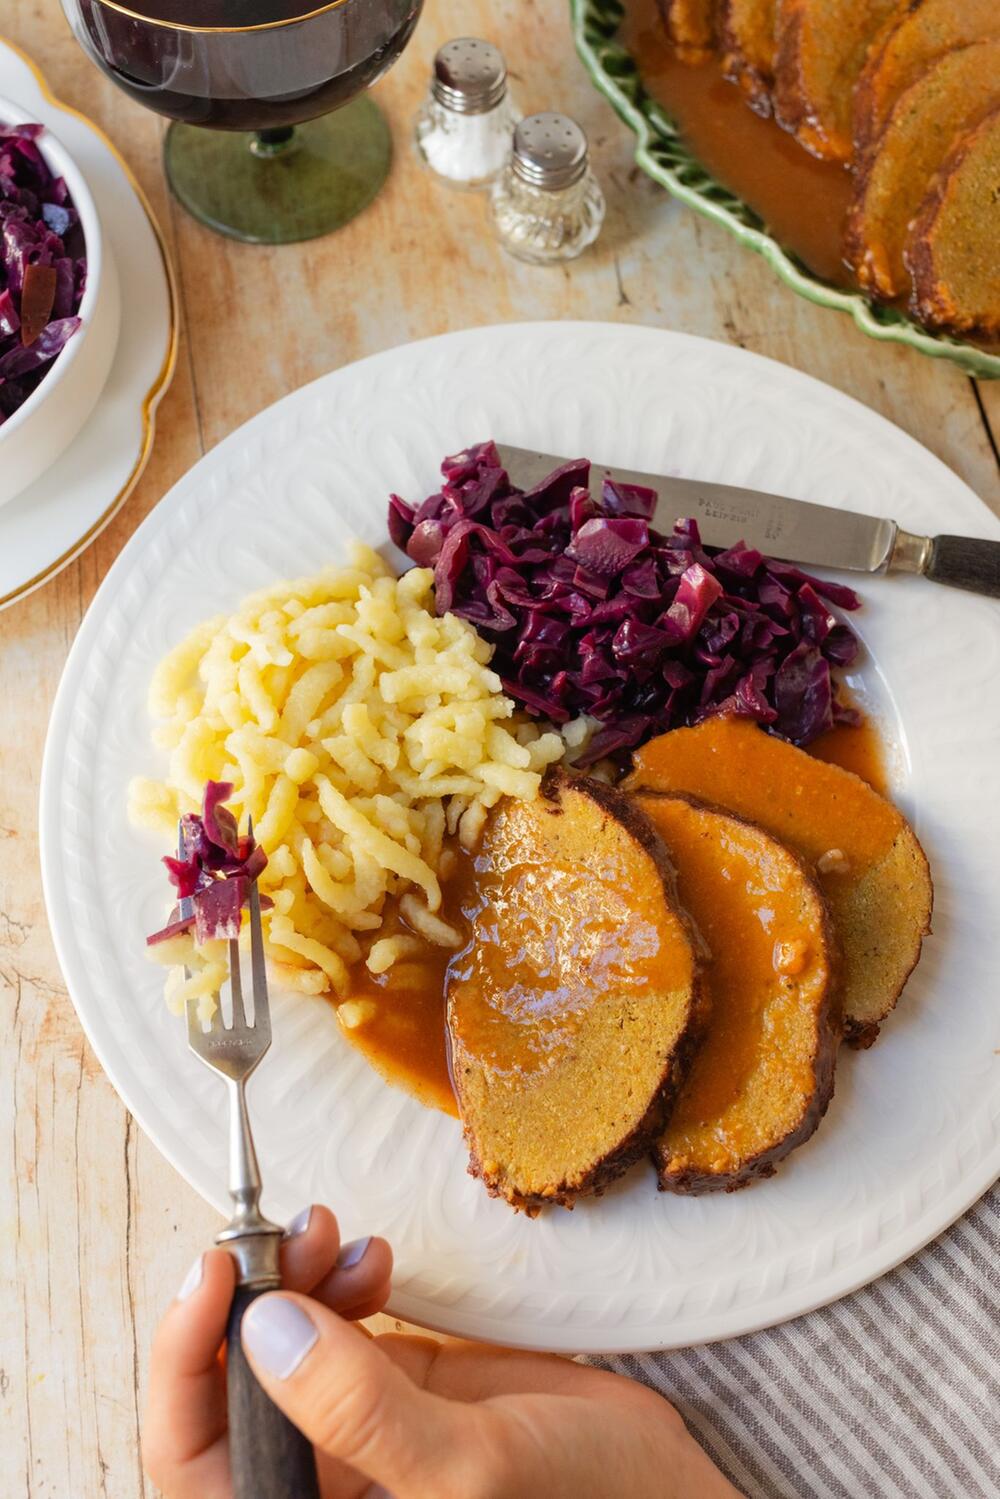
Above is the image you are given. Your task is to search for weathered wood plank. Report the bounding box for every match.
[974,383,1000,502]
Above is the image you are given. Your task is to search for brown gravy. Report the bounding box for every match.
[336,716,889,1115]
[447,790,697,1075]
[636,790,831,1160]
[622,0,854,287]
[810,715,889,797]
[336,893,464,1118]
[627,714,901,869]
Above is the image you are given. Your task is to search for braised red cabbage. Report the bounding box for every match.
[388,442,861,763]
[0,122,84,426]
[147,781,268,947]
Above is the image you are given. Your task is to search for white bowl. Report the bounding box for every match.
[0,97,121,509]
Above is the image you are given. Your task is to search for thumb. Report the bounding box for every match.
[241,1291,492,1497]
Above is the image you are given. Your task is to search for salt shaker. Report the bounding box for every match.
[414,38,518,190]
[491,113,606,264]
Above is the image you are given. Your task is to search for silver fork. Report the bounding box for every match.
[181,828,319,1499]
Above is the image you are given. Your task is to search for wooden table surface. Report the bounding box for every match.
[2,1,998,1493]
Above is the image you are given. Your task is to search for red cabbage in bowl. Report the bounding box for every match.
[0,122,85,427]
[388,442,861,765]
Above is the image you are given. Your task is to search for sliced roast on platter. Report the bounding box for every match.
[639,0,1000,340]
[853,0,1000,161]
[905,108,1000,339]
[772,0,903,163]
[845,42,1000,300]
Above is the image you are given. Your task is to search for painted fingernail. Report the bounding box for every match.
[177,1254,204,1302]
[284,1205,313,1239]
[336,1236,371,1270]
[242,1297,319,1380]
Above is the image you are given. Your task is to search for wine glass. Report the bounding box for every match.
[60,0,424,243]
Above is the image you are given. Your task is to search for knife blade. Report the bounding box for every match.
[495,443,1000,598]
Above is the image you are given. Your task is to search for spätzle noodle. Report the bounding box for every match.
[131,544,569,1012]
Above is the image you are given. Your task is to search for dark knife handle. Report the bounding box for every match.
[927,535,1000,599]
[226,1282,320,1499]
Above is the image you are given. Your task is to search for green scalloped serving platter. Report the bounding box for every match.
[571,0,1000,378]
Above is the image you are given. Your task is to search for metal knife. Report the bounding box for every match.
[496,443,1000,600]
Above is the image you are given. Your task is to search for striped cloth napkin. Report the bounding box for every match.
[591,1185,1000,1498]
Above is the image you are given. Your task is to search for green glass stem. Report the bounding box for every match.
[163,97,393,245]
[250,127,296,159]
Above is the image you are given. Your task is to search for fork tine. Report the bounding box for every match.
[186,994,222,1045]
[179,821,202,1044]
[185,995,202,1045]
[246,815,270,1041]
[248,883,271,1043]
[229,937,247,1031]
[181,818,273,1079]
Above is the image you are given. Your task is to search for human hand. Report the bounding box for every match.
[144,1205,741,1499]
[143,1206,392,1498]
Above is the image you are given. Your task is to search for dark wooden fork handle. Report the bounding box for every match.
[227,1283,321,1499]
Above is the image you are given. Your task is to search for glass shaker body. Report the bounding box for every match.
[415,89,518,190]
[491,162,605,264]
[414,38,516,190]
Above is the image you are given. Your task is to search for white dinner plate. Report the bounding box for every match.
[40,322,1000,1352]
[0,35,177,610]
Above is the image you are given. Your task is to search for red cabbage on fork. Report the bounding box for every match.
[388,442,861,764]
[147,781,268,948]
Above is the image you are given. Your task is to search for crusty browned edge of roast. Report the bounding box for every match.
[465,1037,703,1214]
[904,109,1000,339]
[721,53,775,119]
[850,0,922,161]
[632,789,842,1195]
[772,1,832,158]
[718,0,777,118]
[843,125,899,296]
[843,1016,880,1048]
[655,0,718,62]
[460,769,709,1214]
[655,1031,838,1193]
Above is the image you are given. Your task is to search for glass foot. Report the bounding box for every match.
[163,97,392,244]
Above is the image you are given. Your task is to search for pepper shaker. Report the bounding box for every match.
[491,112,606,264]
[415,38,518,190]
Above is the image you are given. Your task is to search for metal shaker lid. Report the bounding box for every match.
[432,38,508,115]
[511,113,589,190]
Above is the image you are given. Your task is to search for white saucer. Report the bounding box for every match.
[0,36,177,611]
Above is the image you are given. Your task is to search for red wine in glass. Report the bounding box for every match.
[62,0,424,240]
